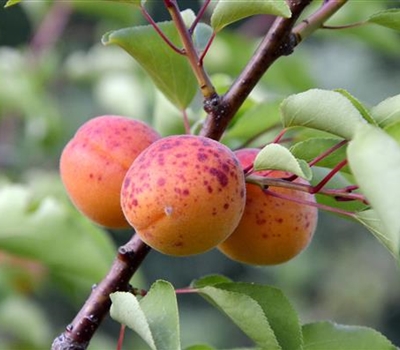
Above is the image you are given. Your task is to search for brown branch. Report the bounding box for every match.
[51,234,150,350]
[199,0,349,141]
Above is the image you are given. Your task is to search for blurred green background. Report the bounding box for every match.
[0,1,400,349]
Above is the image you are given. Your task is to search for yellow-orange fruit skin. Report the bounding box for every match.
[60,115,160,228]
[121,135,246,256]
[218,148,318,265]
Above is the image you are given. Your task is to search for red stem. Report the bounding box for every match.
[311,159,348,194]
[199,31,216,66]
[309,139,348,167]
[116,325,126,350]
[141,5,185,55]
[265,189,355,218]
[189,0,211,34]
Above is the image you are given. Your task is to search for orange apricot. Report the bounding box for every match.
[121,135,246,256]
[60,115,160,228]
[218,148,318,265]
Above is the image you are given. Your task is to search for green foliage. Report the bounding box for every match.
[110,279,395,350]
[254,143,312,180]
[111,280,180,350]
[280,89,367,140]
[210,0,291,32]
[4,0,21,8]
[102,10,200,109]
[347,125,400,260]
[0,181,116,295]
[302,321,396,350]
[371,94,400,128]
[290,138,347,171]
[368,9,400,32]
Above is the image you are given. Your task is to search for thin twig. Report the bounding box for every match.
[141,5,185,55]
[164,0,216,99]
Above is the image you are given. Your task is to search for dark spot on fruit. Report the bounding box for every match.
[223,203,229,210]
[222,163,230,172]
[124,178,130,188]
[157,178,166,186]
[207,186,213,194]
[89,173,94,179]
[183,189,190,195]
[209,167,229,187]
[197,153,208,162]
[132,199,138,206]
[257,219,266,225]
[275,218,283,223]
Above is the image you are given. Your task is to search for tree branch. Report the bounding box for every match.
[51,234,150,350]
[199,0,349,141]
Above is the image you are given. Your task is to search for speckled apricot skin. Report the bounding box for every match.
[60,115,160,228]
[218,148,318,265]
[121,135,246,256]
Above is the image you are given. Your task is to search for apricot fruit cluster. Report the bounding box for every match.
[218,148,318,265]
[60,117,318,263]
[60,115,160,228]
[120,135,246,256]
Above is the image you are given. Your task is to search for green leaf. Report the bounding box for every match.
[211,0,291,32]
[290,138,348,172]
[368,9,400,31]
[355,209,399,260]
[140,280,181,350]
[106,0,144,5]
[254,143,312,180]
[4,0,21,7]
[198,284,282,350]
[191,274,232,288]
[370,94,400,128]
[280,89,367,140]
[347,125,400,258]
[102,10,198,109]
[222,100,282,146]
[216,283,303,350]
[302,321,396,350]
[0,184,115,292]
[335,89,377,125]
[193,23,214,53]
[110,292,156,349]
[384,120,400,144]
[184,345,216,350]
[111,280,180,350]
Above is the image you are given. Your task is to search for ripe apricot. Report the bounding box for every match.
[121,135,246,256]
[218,148,318,265]
[60,115,160,228]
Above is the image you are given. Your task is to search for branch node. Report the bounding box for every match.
[203,93,222,114]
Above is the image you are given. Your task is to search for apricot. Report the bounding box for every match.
[121,135,246,256]
[218,148,318,265]
[60,115,160,228]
